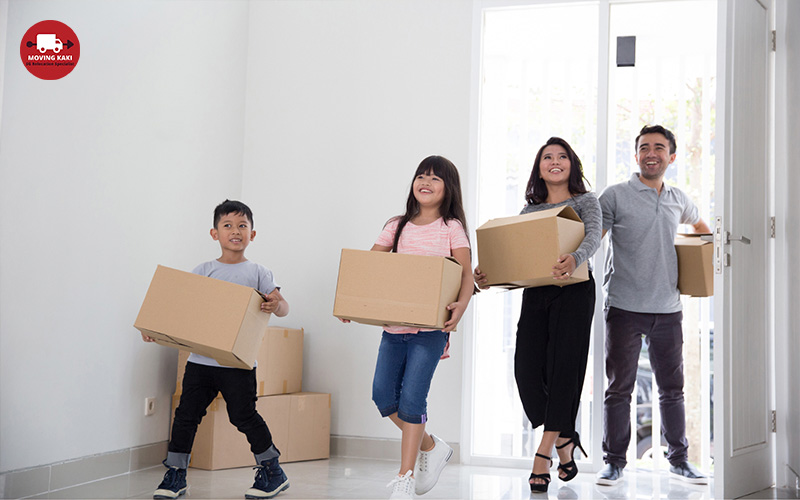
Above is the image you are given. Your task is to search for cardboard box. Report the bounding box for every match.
[476,206,589,288]
[171,392,331,470]
[283,393,332,463]
[675,234,714,297]
[333,249,462,329]
[134,265,270,370]
[175,327,304,397]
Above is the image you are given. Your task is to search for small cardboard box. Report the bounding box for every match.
[675,234,714,297]
[174,327,304,397]
[476,206,589,288]
[171,392,331,470]
[333,249,462,329]
[134,265,270,370]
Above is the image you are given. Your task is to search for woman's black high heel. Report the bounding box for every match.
[556,432,587,482]
[529,452,552,493]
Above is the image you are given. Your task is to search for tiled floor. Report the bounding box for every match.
[26,457,798,500]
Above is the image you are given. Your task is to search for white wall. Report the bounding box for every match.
[0,1,250,472]
[0,0,474,473]
[240,0,473,443]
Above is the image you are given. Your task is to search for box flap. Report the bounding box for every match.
[477,205,582,230]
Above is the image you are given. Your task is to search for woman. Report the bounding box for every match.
[474,137,601,493]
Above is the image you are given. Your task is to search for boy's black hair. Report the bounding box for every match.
[636,124,677,154]
[213,199,254,228]
[390,155,470,252]
[525,137,589,205]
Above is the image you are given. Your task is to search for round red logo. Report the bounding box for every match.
[20,20,80,80]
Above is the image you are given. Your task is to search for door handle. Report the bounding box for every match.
[726,232,751,245]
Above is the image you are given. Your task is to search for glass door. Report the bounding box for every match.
[471,0,717,478]
[472,1,600,465]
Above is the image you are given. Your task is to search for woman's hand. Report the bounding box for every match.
[552,254,577,280]
[141,333,156,343]
[473,266,490,290]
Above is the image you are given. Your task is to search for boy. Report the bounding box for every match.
[141,199,290,499]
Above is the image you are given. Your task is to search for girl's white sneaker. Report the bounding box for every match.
[387,470,415,499]
[415,434,453,495]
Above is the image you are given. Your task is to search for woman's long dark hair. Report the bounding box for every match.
[390,155,469,252]
[525,137,589,205]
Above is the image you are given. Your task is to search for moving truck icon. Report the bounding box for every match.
[36,34,63,53]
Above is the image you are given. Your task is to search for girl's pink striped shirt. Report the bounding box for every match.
[375,217,469,357]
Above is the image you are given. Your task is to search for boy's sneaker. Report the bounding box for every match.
[387,470,415,499]
[245,457,290,499]
[153,465,187,499]
[414,434,453,495]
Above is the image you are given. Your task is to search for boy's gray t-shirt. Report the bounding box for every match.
[599,173,700,314]
[187,259,278,369]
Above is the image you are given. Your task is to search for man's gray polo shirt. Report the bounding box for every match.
[599,173,700,314]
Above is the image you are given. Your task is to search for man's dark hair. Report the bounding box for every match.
[636,125,677,155]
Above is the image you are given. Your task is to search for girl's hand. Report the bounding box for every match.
[552,254,577,280]
[444,300,468,332]
[338,318,351,324]
[141,332,155,343]
[473,266,490,290]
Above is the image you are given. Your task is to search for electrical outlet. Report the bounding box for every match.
[145,397,156,416]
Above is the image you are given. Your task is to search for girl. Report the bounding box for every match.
[474,137,601,493]
[348,155,473,499]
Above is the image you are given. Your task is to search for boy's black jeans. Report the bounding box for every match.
[168,361,276,467]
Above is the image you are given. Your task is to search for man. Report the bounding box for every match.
[596,125,710,486]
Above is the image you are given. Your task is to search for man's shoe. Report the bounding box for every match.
[415,433,453,495]
[153,465,187,499]
[245,458,290,499]
[387,470,415,499]
[669,461,708,485]
[595,463,624,486]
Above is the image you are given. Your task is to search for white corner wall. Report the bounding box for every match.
[240,0,474,445]
[0,0,475,473]
[0,1,249,472]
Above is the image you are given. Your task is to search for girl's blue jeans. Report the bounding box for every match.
[372,330,448,424]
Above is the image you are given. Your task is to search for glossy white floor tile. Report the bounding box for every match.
[25,456,726,500]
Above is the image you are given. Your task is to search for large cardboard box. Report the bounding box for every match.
[476,206,589,288]
[134,265,270,370]
[174,327,304,397]
[171,392,331,470]
[333,249,462,329]
[675,234,714,297]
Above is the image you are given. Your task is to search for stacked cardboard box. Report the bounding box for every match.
[170,327,331,470]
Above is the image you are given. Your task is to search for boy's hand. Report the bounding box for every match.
[141,332,156,343]
[261,288,284,314]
